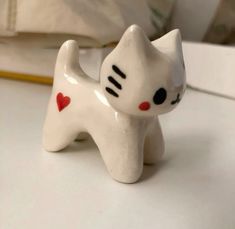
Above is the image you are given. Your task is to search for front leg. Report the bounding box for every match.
[90,118,147,183]
[144,117,164,165]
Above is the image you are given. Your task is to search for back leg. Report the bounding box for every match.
[42,102,79,152]
[144,117,164,164]
[43,123,78,152]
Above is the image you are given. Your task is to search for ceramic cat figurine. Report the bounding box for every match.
[43,25,186,183]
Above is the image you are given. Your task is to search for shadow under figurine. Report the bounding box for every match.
[43,24,186,183]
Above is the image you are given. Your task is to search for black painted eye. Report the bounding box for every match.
[153,88,167,105]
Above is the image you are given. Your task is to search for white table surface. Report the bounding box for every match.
[1,78,235,229]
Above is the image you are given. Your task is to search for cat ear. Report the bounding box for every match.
[152,29,184,65]
[114,24,159,58]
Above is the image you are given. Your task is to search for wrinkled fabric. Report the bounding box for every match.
[0,0,175,46]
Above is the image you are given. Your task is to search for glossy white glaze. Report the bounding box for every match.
[43,25,186,183]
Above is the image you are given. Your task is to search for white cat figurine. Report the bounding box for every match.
[43,25,186,183]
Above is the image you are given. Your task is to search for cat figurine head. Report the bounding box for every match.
[100,25,186,117]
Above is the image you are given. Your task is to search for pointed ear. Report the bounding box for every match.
[152,29,184,64]
[111,24,158,57]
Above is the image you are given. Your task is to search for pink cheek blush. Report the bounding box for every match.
[139,101,151,111]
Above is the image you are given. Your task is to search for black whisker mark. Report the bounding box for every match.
[112,65,126,79]
[108,76,122,90]
[105,87,119,97]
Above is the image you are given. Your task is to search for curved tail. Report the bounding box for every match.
[53,40,88,85]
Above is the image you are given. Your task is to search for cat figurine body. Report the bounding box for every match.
[43,25,186,183]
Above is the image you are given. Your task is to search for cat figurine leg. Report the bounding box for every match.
[43,95,79,152]
[90,114,152,183]
[144,117,164,165]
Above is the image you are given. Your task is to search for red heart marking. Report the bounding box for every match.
[56,92,71,112]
